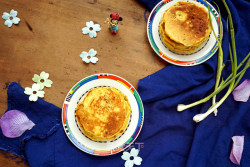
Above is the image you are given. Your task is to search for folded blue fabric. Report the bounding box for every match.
[0,82,127,166]
[0,82,61,160]
[0,0,249,167]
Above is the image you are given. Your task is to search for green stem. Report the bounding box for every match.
[177,0,249,116]
[194,0,238,120]
[194,4,246,122]
[178,68,249,111]
[193,58,249,122]
[222,0,237,72]
[177,57,250,112]
[207,1,223,116]
[222,52,250,84]
[221,0,237,106]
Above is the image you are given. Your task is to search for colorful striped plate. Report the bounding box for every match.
[62,73,144,156]
[147,0,222,66]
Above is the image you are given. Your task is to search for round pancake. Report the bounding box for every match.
[76,87,131,141]
[160,20,196,53]
[162,1,211,47]
[159,18,210,53]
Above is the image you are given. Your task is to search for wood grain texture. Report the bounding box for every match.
[0,0,166,166]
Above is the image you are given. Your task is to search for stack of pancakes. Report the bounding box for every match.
[159,1,212,54]
[76,87,131,141]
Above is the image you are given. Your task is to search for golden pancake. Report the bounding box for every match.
[76,87,131,141]
[159,19,210,53]
[160,21,196,53]
[163,1,211,46]
[159,1,212,53]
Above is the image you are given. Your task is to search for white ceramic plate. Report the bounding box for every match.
[62,73,144,156]
[147,0,222,66]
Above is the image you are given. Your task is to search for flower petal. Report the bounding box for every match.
[32,74,41,83]
[37,91,45,98]
[121,151,130,161]
[32,83,40,91]
[93,24,101,32]
[4,20,13,27]
[82,56,91,63]
[88,49,97,57]
[0,110,35,138]
[125,160,134,167]
[80,51,88,58]
[232,79,250,102]
[90,57,98,63]
[133,156,142,165]
[230,136,244,165]
[24,87,33,95]
[29,94,38,102]
[130,148,139,157]
[44,79,53,87]
[10,9,17,17]
[89,30,97,38]
[40,71,49,79]
[39,84,45,90]
[82,27,89,34]
[2,12,10,20]
[12,17,20,24]
[86,21,94,28]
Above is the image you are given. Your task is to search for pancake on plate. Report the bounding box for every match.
[159,1,212,54]
[76,87,131,141]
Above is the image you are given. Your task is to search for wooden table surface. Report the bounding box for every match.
[0,0,166,166]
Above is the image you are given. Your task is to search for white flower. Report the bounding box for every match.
[121,148,143,167]
[82,21,101,38]
[32,71,53,90]
[2,9,20,28]
[80,48,98,64]
[24,84,45,102]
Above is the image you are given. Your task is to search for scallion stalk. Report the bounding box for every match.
[177,59,250,112]
[193,57,249,122]
[220,52,250,85]
[192,0,238,122]
[177,0,250,123]
[205,1,224,116]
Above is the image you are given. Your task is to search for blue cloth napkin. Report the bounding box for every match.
[0,0,250,166]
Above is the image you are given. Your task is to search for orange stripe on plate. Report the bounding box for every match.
[118,80,130,89]
[163,0,171,3]
[62,103,67,124]
[162,55,195,65]
[112,148,123,154]
[98,75,132,88]
[217,17,220,26]
[94,151,111,155]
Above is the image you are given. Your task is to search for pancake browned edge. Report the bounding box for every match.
[159,1,212,54]
[76,87,131,141]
